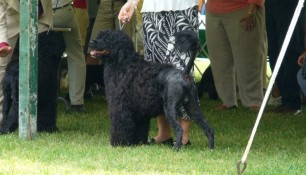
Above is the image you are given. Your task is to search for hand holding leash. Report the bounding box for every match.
[118,0,138,24]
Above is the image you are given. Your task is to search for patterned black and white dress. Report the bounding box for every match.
[141,3,199,120]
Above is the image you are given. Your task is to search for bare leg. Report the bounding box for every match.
[180,118,191,145]
[154,115,191,145]
[153,115,172,142]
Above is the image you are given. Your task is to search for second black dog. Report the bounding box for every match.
[197,66,219,100]
[90,30,214,150]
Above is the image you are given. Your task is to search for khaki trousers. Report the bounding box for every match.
[53,5,86,105]
[74,7,89,47]
[206,7,266,107]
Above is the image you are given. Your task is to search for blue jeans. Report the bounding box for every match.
[297,69,306,96]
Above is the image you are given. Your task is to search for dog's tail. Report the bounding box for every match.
[174,30,200,75]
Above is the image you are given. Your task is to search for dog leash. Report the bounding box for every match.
[119,20,126,31]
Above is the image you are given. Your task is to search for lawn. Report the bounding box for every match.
[0,63,305,175]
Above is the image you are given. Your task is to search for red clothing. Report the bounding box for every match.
[206,0,264,14]
[0,42,9,48]
[73,0,87,9]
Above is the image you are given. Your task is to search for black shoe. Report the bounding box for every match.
[149,137,173,146]
[70,104,87,113]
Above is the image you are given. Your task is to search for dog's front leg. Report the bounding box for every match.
[183,91,214,149]
[109,109,136,146]
[133,118,151,145]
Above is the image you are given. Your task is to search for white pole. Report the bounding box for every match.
[237,0,305,174]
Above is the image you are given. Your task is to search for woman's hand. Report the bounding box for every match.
[0,45,12,57]
[240,13,256,31]
[240,3,257,31]
[118,1,136,23]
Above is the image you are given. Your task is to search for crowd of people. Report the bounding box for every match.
[0,0,305,144]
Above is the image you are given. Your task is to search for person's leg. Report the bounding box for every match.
[180,118,191,145]
[53,6,86,107]
[153,115,172,143]
[273,1,303,110]
[206,12,237,107]
[154,116,191,145]
[297,69,306,95]
[0,35,18,124]
[230,7,265,108]
[265,0,284,101]
[74,7,89,48]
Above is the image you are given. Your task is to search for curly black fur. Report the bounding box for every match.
[90,30,214,150]
[0,31,65,134]
[197,66,219,100]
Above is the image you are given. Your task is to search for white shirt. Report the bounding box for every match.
[141,0,198,12]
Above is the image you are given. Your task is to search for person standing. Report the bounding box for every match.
[205,0,266,111]
[0,0,53,123]
[266,0,304,115]
[52,0,87,113]
[118,0,199,145]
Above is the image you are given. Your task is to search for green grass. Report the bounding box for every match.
[0,64,305,175]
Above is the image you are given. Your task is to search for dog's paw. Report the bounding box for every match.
[0,128,9,135]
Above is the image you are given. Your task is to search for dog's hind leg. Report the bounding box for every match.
[163,81,191,150]
[183,89,214,149]
[164,104,183,150]
[163,86,184,150]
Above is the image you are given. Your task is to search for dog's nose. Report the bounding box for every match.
[89,40,96,48]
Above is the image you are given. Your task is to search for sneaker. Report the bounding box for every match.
[70,104,87,113]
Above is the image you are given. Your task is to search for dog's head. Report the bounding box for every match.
[89,30,136,63]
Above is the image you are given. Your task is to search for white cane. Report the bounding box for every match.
[237,0,305,174]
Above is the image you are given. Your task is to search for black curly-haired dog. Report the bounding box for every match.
[89,30,214,150]
[0,31,65,134]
